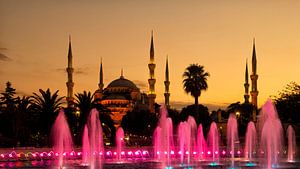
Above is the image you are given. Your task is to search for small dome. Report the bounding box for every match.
[107,76,138,90]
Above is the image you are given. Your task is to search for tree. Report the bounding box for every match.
[30,89,64,145]
[14,96,33,146]
[183,64,209,120]
[0,82,17,141]
[273,82,300,123]
[75,91,94,132]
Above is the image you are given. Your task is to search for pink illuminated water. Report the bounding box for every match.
[82,125,90,165]
[207,122,219,161]
[287,125,296,162]
[197,124,207,159]
[116,127,124,161]
[244,121,257,160]
[153,105,174,168]
[84,108,104,169]
[259,99,284,169]
[227,113,239,161]
[51,110,73,168]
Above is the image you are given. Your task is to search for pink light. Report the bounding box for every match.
[77,152,81,156]
[40,154,44,157]
[185,151,189,155]
[70,152,74,156]
[55,153,59,156]
[178,151,182,155]
[135,151,139,156]
[121,151,125,155]
[99,152,103,155]
[170,151,174,155]
[128,151,133,156]
[237,150,241,155]
[106,152,110,156]
[193,151,197,155]
[230,151,233,155]
[201,151,204,154]
[1,154,4,158]
[215,151,218,155]
[63,152,66,156]
[207,151,211,155]
[164,151,168,155]
[48,153,51,157]
[156,151,160,155]
[9,154,12,158]
[142,151,148,155]
[32,154,37,157]
[222,150,226,155]
[113,152,117,156]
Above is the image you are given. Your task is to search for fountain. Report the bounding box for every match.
[1,101,299,169]
[116,127,124,161]
[51,109,73,168]
[244,121,257,161]
[84,108,104,169]
[227,113,239,167]
[153,105,174,168]
[197,124,207,160]
[207,122,220,162]
[259,99,284,169]
[287,125,296,162]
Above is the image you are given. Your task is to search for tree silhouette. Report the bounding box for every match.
[183,64,209,121]
[30,89,64,145]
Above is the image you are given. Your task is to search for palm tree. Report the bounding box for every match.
[183,64,209,107]
[15,96,32,145]
[75,91,94,137]
[30,89,65,138]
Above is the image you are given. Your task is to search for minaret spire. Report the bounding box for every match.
[148,31,156,113]
[164,55,170,108]
[98,58,104,92]
[120,68,124,78]
[250,38,259,121]
[66,35,74,107]
[244,59,250,103]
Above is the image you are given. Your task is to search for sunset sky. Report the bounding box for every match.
[1,0,300,110]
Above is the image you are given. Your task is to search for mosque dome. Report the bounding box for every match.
[107,76,138,90]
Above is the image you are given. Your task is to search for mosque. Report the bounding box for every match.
[65,33,259,128]
[65,33,170,128]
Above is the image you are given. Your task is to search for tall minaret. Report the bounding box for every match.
[66,36,74,106]
[164,56,170,108]
[98,58,104,92]
[250,39,259,121]
[244,59,250,103]
[148,31,156,113]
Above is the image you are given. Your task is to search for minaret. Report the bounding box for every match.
[250,39,259,121]
[66,36,74,106]
[148,31,156,113]
[164,56,170,108]
[244,59,250,103]
[98,58,104,92]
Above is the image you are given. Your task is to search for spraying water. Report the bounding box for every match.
[197,124,207,160]
[51,110,73,168]
[207,122,219,161]
[259,99,284,169]
[244,121,257,161]
[82,125,90,165]
[227,113,239,167]
[85,108,104,169]
[287,125,296,162]
[116,127,124,161]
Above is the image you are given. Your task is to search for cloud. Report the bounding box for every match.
[132,80,148,91]
[0,53,11,61]
[56,67,89,75]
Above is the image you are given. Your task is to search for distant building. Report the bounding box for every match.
[65,32,171,128]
